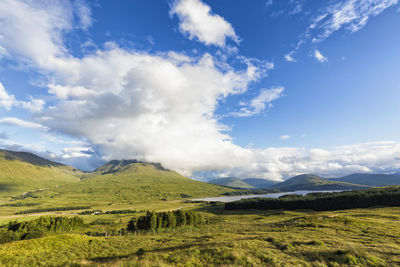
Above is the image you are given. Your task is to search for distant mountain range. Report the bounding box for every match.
[208,172,400,191]
[330,173,400,187]
[209,177,255,189]
[209,177,277,189]
[269,174,370,191]
[2,148,400,199]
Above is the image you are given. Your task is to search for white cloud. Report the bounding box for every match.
[285,0,397,61]
[0,0,73,67]
[230,87,285,117]
[314,50,328,62]
[265,0,273,7]
[1,0,400,180]
[0,82,16,110]
[0,117,48,131]
[0,0,267,176]
[311,0,398,42]
[0,82,45,112]
[170,0,239,47]
[223,141,400,181]
[289,0,305,15]
[284,52,296,62]
[61,146,93,159]
[280,135,291,140]
[18,98,45,112]
[73,0,92,30]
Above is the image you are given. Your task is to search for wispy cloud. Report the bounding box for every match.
[0,82,44,112]
[230,87,285,117]
[311,0,398,43]
[280,135,291,140]
[0,117,48,131]
[314,50,328,62]
[285,0,398,62]
[284,52,296,62]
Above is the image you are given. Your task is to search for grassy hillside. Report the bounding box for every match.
[242,178,277,189]
[331,173,400,187]
[270,174,370,191]
[209,177,255,189]
[13,161,235,210]
[0,150,81,201]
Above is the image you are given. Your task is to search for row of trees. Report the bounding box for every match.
[127,210,206,232]
[0,216,85,244]
[221,189,280,196]
[15,206,91,214]
[225,186,400,211]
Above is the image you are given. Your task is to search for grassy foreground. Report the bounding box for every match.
[0,205,400,266]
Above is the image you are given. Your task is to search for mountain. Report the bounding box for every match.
[242,178,277,189]
[34,160,235,207]
[209,177,255,189]
[270,174,370,191]
[0,149,81,199]
[331,173,400,187]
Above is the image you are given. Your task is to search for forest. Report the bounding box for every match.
[225,186,400,211]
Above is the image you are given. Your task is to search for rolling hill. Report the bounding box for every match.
[242,178,277,189]
[330,173,400,187]
[209,177,255,189]
[270,174,370,191]
[22,160,235,209]
[0,149,81,200]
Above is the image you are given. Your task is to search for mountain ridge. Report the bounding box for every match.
[269,174,370,191]
[330,173,400,187]
[209,177,255,189]
[0,149,81,200]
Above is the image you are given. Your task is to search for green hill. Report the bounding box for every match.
[270,174,370,191]
[209,177,255,189]
[331,173,400,187]
[242,178,277,189]
[0,150,81,200]
[30,160,235,209]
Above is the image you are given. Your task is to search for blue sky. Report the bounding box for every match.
[0,0,399,180]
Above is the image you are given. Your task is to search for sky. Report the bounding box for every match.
[0,0,399,181]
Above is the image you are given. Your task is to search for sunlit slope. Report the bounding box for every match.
[39,162,234,206]
[209,177,255,189]
[270,174,370,191]
[0,150,81,199]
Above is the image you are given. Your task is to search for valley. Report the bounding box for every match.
[0,150,400,266]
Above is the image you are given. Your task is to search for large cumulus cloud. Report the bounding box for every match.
[0,0,399,181]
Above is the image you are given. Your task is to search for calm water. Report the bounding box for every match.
[193,190,343,203]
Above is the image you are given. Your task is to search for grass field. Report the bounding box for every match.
[0,205,400,266]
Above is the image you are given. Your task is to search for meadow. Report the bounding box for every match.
[0,204,400,266]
